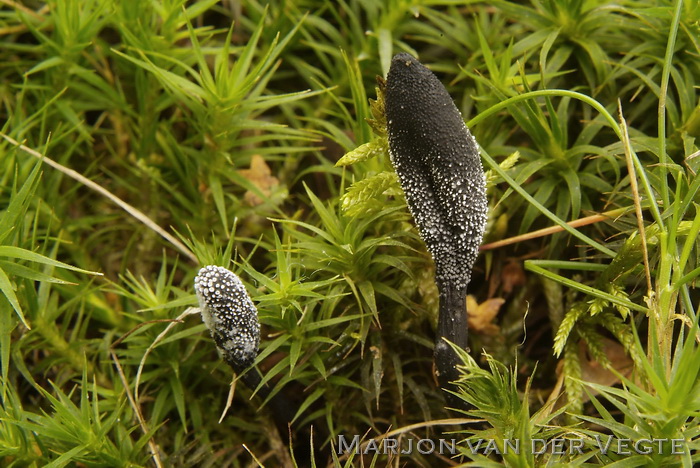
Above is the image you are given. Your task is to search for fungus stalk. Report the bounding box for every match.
[384,53,487,400]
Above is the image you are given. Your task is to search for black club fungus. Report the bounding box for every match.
[194,265,327,464]
[194,265,260,373]
[385,53,487,398]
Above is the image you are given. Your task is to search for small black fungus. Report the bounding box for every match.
[194,265,328,464]
[194,265,260,373]
[385,53,487,396]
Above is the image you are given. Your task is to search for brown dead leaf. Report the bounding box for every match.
[467,295,505,335]
[579,338,633,387]
[502,260,526,294]
[556,338,634,403]
[237,154,279,206]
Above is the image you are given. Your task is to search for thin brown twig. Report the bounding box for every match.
[219,374,237,424]
[111,318,181,348]
[1,0,46,20]
[537,368,565,422]
[110,350,164,468]
[112,311,199,465]
[242,444,267,468]
[480,207,630,251]
[1,133,198,263]
[134,308,200,402]
[618,103,652,293]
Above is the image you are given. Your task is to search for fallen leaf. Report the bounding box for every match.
[502,260,526,294]
[555,338,634,403]
[237,154,279,206]
[467,295,505,335]
[578,338,633,388]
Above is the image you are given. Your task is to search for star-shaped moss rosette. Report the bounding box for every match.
[337,53,488,404]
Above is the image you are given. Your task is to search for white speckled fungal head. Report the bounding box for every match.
[194,265,260,373]
[385,53,487,291]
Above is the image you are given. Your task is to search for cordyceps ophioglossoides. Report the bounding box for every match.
[195,266,327,464]
[384,53,488,403]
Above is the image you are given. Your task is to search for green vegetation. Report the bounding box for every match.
[1,0,698,466]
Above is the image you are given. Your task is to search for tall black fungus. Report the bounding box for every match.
[385,53,487,399]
